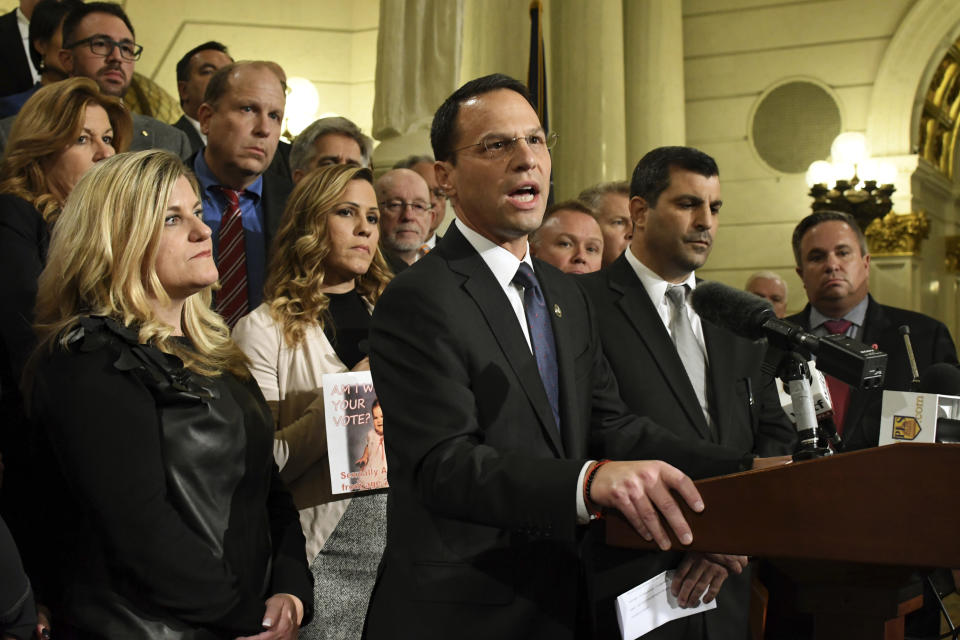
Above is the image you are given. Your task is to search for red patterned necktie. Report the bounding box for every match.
[214,187,249,327]
[822,319,853,434]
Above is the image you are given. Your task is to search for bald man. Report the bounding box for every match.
[745,271,788,318]
[374,168,432,273]
[395,155,447,248]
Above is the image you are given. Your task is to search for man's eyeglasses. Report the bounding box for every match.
[67,36,143,61]
[455,131,558,159]
[380,200,432,216]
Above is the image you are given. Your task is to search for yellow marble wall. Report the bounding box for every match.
[681,0,917,315]
[8,0,381,137]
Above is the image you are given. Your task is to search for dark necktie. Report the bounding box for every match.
[512,263,560,430]
[214,187,249,328]
[822,319,853,434]
[665,285,713,433]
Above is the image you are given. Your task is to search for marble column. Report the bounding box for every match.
[622,0,686,167]
[371,0,464,171]
[548,0,628,199]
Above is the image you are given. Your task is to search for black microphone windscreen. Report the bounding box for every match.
[691,281,774,339]
[918,362,960,395]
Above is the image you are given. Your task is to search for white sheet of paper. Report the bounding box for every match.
[615,570,718,640]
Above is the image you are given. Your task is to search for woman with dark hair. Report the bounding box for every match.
[232,163,392,639]
[27,150,311,639]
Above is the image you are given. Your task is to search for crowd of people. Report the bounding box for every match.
[0,2,958,640]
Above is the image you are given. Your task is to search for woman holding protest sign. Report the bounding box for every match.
[232,163,392,638]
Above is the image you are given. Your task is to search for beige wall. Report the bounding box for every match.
[682,0,915,315]
[4,0,380,137]
[130,0,379,136]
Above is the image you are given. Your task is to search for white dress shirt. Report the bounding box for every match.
[624,245,714,423]
[455,218,534,351]
[16,8,40,84]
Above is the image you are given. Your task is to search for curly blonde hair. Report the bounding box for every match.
[34,150,248,378]
[265,164,392,348]
[0,77,132,223]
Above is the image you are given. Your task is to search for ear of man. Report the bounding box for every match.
[197,103,214,135]
[629,195,650,232]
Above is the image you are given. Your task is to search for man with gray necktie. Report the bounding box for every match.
[581,146,796,640]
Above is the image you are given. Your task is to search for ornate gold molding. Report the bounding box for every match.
[946,236,960,273]
[918,38,960,180]
[864,211,930,255]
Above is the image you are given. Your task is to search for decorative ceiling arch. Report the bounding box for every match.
[865,0,960,157]
[918,38,960,180]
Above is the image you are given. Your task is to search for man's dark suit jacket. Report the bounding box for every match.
[382,250,408,275]
[787,295,958,451]
[173,115,204,155]
[365,225,757,640]
[581,255,797,639]
[0,9,32,99]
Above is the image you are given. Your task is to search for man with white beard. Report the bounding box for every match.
[374,168,433,273]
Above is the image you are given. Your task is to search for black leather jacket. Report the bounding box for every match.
[28,317,312,638]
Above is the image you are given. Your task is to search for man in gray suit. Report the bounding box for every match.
[55,2,189,158]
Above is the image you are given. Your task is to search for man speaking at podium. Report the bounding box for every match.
[364,74,783,639]
[788,210,957,451]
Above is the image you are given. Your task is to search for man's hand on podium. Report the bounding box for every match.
[588,461,704,551]
[670,552,748,607]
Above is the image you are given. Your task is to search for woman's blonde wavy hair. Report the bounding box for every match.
[34,150,248,378]
[0,77,132,223]
[265,164,392,348]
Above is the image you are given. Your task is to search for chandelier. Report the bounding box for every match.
[805,132,897,230]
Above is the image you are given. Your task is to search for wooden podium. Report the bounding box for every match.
[605,444,960,640]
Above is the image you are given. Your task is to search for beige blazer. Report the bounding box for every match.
[233,302,369,560]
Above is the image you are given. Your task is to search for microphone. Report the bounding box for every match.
[778,360,833,422]
[899,325,921,390]
[691,281,887,389]
[776,358,843,451]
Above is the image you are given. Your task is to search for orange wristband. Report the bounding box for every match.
[583,459,611,520]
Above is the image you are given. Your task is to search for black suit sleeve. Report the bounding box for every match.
[929,322,959,366]
[265,461,314,625]
[370,276,584,542]
[0,196,45,382]
[751,370,797,456]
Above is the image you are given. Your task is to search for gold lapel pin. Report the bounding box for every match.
[554,304,562,318]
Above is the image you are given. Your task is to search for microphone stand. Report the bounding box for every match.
[776,350,833,460]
